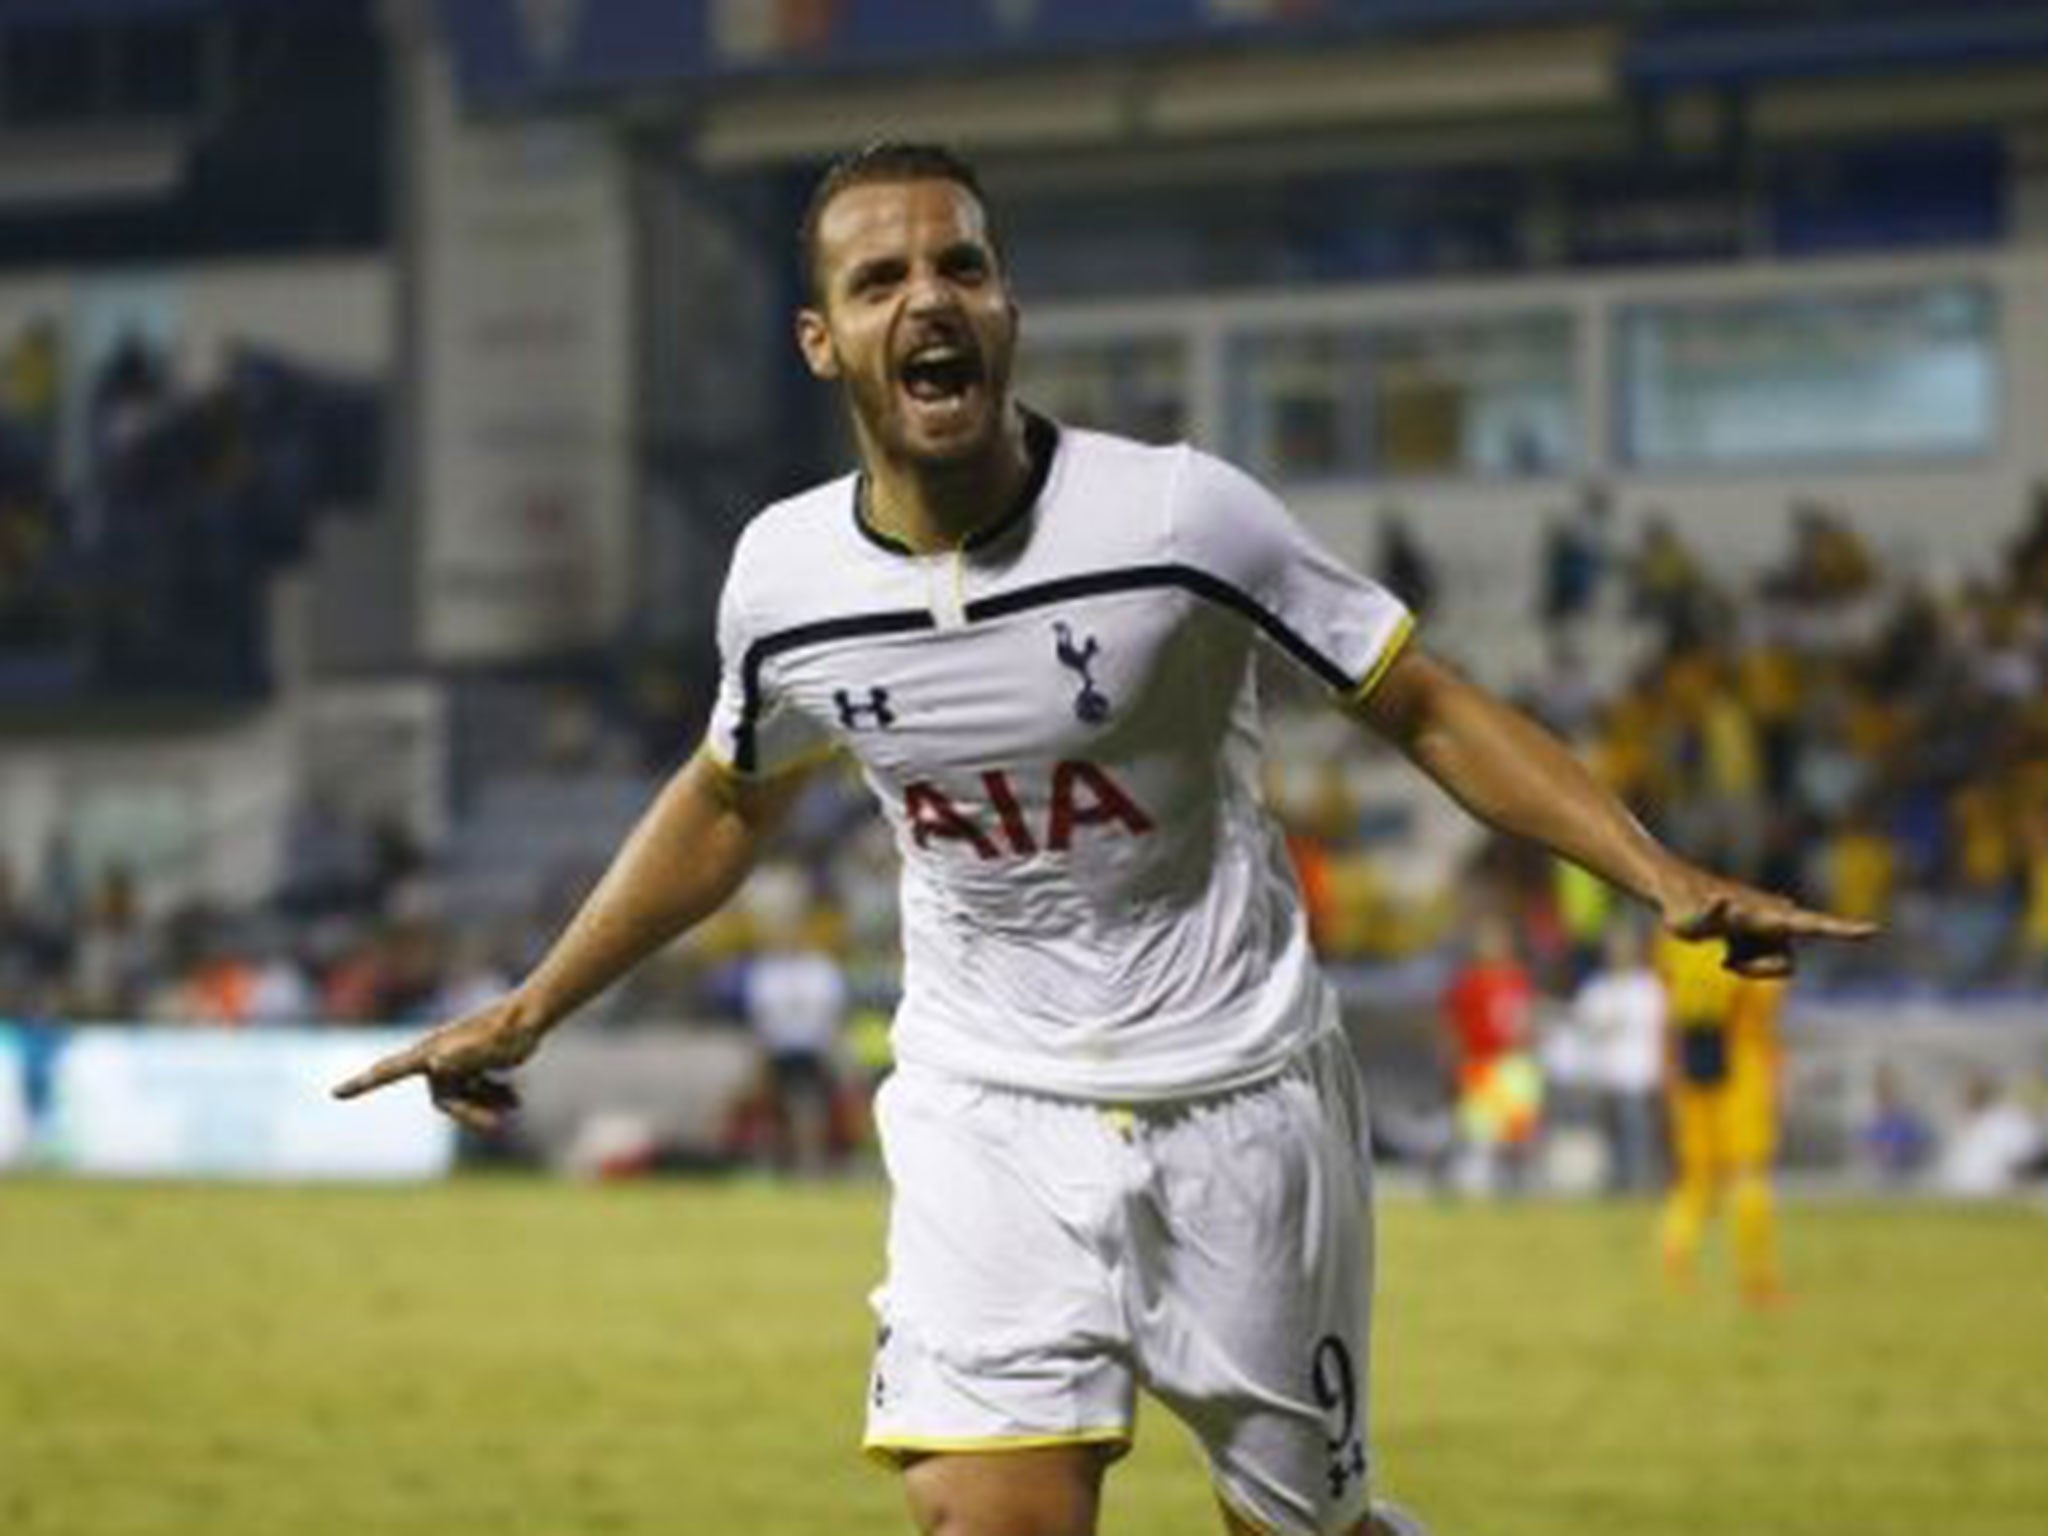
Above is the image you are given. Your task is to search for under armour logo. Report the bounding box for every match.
[1053,622,1110,724]
[1327,1441,1365,1498]
[834,686,896,730]
[871,1323,893,1407]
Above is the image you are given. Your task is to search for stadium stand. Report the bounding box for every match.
[2,0,2045,1184]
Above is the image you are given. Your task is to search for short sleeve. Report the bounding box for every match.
[701,539,835,778]
[1172,447,1413,705]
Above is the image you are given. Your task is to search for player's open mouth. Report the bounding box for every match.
[898,343,983,410]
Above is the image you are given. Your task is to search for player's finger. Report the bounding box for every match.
[331,1043,432,1100]
[1770,908,1879,940]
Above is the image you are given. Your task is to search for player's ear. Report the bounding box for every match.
[795,307,839,380]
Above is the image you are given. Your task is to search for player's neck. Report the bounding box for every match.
[859,410,1032,555]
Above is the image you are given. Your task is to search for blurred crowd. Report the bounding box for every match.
[7,469,2048,1196]
[4,480,2047,1164]
[1300,482,2048,993]
[0,816,502,1030]
[0,314,378,698]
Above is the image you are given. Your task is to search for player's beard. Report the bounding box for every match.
[843,318,1016,472]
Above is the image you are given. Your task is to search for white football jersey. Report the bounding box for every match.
[705,415,1411,1100]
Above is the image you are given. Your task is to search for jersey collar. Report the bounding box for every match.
[852,409,1060,558]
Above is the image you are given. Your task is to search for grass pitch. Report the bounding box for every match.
[3,1178,2045,1536]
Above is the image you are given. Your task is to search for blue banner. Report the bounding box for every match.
[437,0,1603,108]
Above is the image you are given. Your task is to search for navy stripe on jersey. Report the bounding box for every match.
[735,608,935,771]
[964,563,1355,693]
[732,563,1359,771]
[853,412,1061,557]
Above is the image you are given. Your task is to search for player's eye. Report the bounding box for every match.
[943,247,991,284]
[847,260,904,299]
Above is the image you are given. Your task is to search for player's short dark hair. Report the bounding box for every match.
[798,140,998,306]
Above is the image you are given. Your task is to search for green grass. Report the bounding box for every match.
[3,1179,2044,1535]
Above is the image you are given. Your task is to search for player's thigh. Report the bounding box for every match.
[1142,1032,1377,1534]
[865,1069,1135,1465]
[901,1444,1111,1536]
[1724,1070,1778,1166]
[1693,1086,1774,1175]
[1726,1114,1776,1172]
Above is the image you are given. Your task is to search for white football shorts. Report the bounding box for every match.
[864,1020,1377,1536]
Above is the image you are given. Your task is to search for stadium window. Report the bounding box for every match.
[4,24,105,123]
[1017,336,1188,444]
[112,20,203,117]
[1228,313,1580,484]
[1616,283,1999,470]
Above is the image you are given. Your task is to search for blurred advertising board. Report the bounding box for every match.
[6,1027,456,1182]
[0,1027,29,1169]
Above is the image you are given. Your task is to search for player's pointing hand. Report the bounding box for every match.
[1657,866,1878,978]
[331,998,544,1132]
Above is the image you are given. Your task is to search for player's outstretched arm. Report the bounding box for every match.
[330,751,815,1127]
[1351,645,1874,976]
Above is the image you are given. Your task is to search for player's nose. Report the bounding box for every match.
[902,262,960,315]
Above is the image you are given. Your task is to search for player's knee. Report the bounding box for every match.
[902,1447,1104,1536]
[904,1484,1095,1536]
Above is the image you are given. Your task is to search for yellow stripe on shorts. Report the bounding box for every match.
[863,1428,1132,1468]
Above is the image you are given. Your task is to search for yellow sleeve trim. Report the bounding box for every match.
[1343,611,1416,709]
[863,1428,1132,1469]
[696,743,744,783]
[694,740,841,785]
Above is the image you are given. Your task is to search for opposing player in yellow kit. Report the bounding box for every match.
[1656,933,1788,1306]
